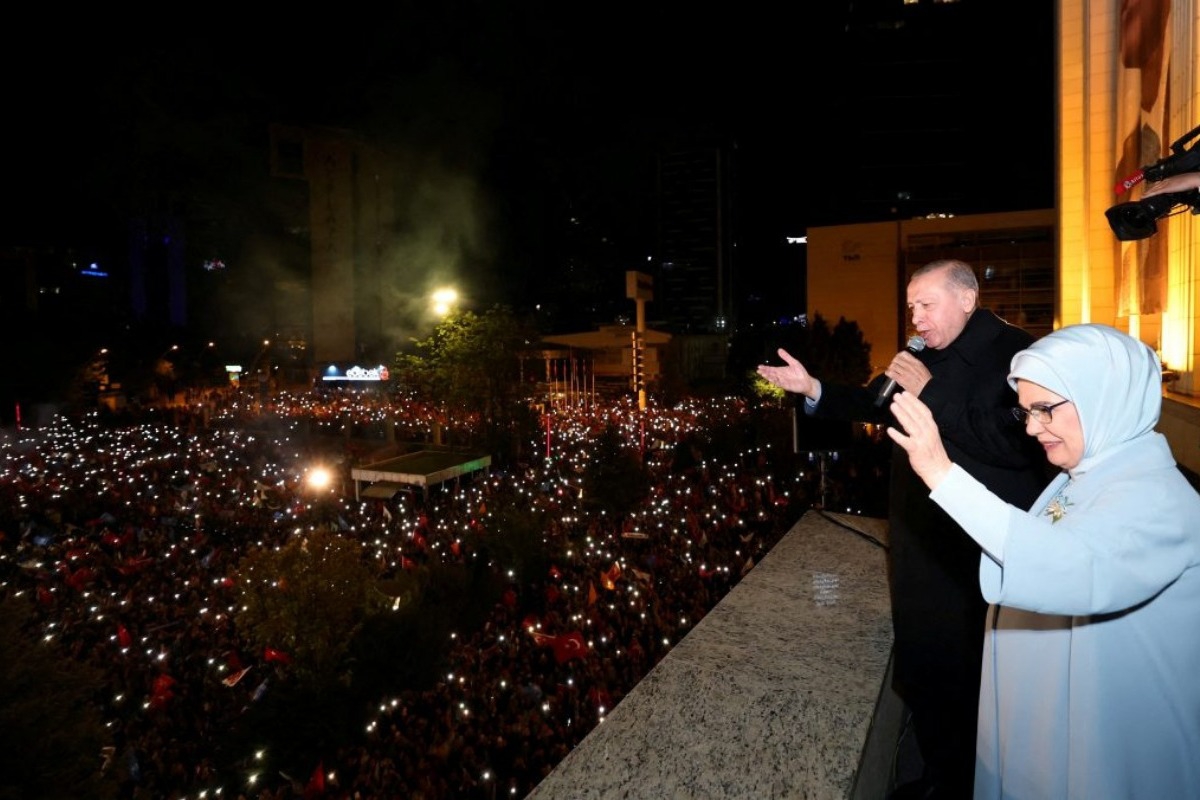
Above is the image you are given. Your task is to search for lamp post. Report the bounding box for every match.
[625,272,653,411]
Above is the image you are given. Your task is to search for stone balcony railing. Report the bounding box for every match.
[527,509,903,800]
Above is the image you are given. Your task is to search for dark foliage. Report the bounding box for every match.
[581,423,651,516]
[0,594,120,800]
[727,313,874,397]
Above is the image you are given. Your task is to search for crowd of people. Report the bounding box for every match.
[1,386,885,799]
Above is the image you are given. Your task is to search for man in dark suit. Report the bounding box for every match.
[758,259,1050,799]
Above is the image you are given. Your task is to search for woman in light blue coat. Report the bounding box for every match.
[886,323,1200,799]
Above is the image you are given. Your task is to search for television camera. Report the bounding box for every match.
[1106,123,1200,241]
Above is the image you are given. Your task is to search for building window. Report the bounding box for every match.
[905,227,1055,340]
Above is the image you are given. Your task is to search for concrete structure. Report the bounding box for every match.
[528,510,902,799]
[540,325,671,388]
[351,449,491,501]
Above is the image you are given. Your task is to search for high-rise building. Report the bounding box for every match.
[653,143,737,333]
[268,123,409,371]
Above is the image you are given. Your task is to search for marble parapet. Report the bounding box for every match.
[527,509,899,800]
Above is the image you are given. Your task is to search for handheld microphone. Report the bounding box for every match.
[874,335,926,407]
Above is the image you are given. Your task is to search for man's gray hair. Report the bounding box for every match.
[912,259,979,308]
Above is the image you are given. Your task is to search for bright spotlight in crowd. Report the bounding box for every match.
[307,467,333,491]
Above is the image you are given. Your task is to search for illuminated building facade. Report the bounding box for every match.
[807,209,1056,378]
[808,0,1200,476]
[1058,0,1200,471]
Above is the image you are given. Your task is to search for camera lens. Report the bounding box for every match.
[1105,191,1198,241]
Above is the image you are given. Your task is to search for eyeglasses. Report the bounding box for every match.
[1011,399,1071,425]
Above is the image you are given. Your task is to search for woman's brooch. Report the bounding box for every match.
[1044,495,1072,523]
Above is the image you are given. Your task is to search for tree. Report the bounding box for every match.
[823,315,874,388]
[352,557,502,694]
[353,561,497,692]
[228,549,499,786]
[748,371,786,404]
[786,313,873,388]
[395,305,540,459]
[234,529,386,689]
[478,505,552,588]
[742,313,873,391]
[582,423,651,517]
[728,313,873,400]
[0,594,119,800]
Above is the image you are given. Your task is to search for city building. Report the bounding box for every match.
[268,123,404,370]
[653,143,737,334]
[806,209,1056,376]
[1056,0,1200,477]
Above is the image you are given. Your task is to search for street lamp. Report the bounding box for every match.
[431,288,458,317]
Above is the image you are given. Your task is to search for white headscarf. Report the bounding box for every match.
[1007,323,1161,471]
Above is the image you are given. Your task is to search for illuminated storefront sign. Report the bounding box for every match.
[322,365,390,382]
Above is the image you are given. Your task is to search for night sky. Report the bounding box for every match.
[5,2,1055,327]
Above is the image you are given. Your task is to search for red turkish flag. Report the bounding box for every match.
[115,555,154,576]
[263,647,292,664]
[304,760,326,798]
[66,567,94,590]
[150,673,176,709]
[222,666,251,687]
[529,630,555,647]
[551,631,588,664]
[601,562,621,591]
[117,623,132,648]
